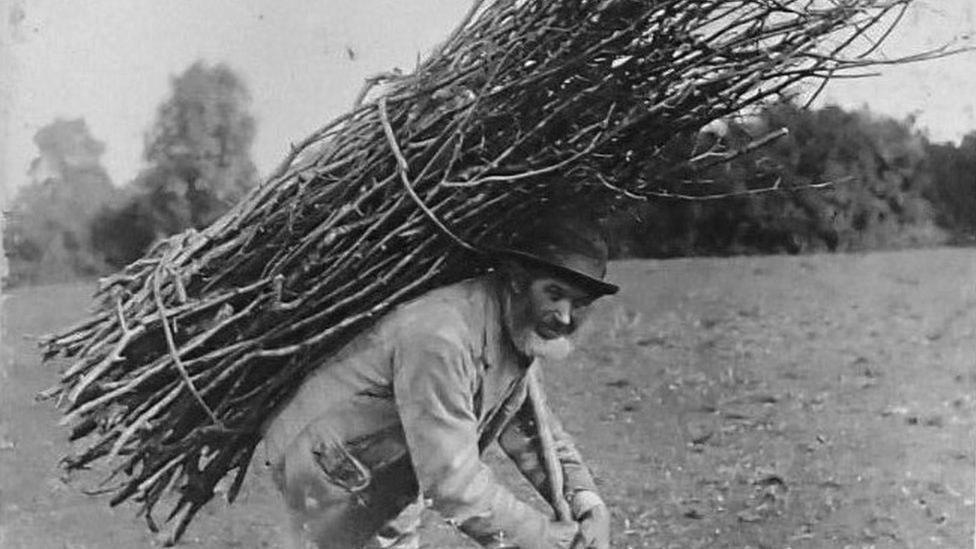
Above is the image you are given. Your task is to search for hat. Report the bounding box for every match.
[494,211,619,297]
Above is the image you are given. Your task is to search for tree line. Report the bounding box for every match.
[3,62,975,287]
[608,101,976,258]
[3,62,257,286]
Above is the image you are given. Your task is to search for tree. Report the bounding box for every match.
[3,118,117,285]
[924,131,976,241]
[746,102,941,252]
[93,61,258,267]
[611,100,947,258]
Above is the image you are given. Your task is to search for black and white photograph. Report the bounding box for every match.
[1,1,974,547]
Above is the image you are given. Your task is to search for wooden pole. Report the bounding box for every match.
[526,364,572,522]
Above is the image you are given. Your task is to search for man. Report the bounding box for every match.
[262,213,618,549]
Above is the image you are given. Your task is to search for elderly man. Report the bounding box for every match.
[262,214,618,549]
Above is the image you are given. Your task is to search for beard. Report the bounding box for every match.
[515,328,575,361]
[503,285,577,361]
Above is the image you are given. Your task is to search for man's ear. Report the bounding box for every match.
[500,259,529,295]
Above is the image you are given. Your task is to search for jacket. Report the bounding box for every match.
[262,274,599,548]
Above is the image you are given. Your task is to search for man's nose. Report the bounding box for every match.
[552,301,572,326]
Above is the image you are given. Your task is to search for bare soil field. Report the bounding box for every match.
[2,248,974,548]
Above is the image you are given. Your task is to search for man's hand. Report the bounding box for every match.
[569,503,610,549]
[548,520,580,547]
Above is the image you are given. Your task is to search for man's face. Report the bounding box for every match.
[506,271,597,361]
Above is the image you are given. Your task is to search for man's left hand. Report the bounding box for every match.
[570,503,610,549]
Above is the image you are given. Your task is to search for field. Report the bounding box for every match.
[2,248,974,548]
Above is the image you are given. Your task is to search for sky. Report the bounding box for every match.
[1,0,974,199]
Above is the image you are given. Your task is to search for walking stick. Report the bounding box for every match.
[526,365,573,522]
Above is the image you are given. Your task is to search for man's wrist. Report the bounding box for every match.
[568,490,605,520]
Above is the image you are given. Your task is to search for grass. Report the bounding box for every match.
[2,248,974,548]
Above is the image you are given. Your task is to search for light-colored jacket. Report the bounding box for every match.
[262,274,598,547]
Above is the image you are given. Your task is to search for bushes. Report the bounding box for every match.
[924,133,976,242]
[5,96,974,287]
[4,63,258,287]
[91,62,258,268]
[2,119,118,286]
[610,101,954,258]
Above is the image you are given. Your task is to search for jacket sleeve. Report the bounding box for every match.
[392,331,572,549]
[497,391,601,518]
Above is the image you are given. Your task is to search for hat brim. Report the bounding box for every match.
[492,248,619,297]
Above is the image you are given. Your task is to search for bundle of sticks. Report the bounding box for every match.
[41,0,924,542]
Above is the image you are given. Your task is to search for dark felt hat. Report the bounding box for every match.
[494,212,619,297]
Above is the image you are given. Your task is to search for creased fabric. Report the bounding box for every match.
[262,274,597,548]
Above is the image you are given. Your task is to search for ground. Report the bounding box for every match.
[1,248,974,548]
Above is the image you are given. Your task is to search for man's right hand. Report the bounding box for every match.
[548,520,580,548]
[569,503,610,549]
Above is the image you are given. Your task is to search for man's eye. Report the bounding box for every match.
[573,297,594,309]
[546,286,564,301]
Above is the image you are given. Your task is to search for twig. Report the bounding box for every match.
[38,0,939,539]
[639,178,843,201]
[152,266,223,428]
[688,127,791,168]
[378,96,479,253]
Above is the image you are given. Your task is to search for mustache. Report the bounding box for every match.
[538,317,576,336]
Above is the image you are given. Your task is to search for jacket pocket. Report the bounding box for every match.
[345,425,409,471]
[310,431,372,493]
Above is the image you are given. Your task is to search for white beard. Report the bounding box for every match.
[501,279,576,361]
[516,329,575,361]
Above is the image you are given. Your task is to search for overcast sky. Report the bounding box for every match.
[2,0,974,198]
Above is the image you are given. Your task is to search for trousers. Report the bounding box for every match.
[269,417,423,549]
